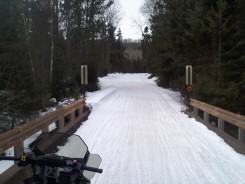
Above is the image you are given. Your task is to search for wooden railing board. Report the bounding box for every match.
[0,99,85,154]
[190,98,245,143]
[190,99,245,129]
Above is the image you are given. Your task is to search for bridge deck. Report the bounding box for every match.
[75,74,245,184]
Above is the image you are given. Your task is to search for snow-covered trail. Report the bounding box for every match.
[75,73,245,184]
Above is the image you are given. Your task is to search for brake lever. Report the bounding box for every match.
[76,162,84,174]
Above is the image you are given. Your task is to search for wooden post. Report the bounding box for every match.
[204,112,209,123]
[58,118,64,131]
[70,112,75,123]
[238,128,245,143]
[14,141,23,157]
[79,104,84,115]
[194,107,198,116]
[218,119,224,131]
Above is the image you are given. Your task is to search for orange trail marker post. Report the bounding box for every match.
[186,65,192,86]
[186,65,193,112]
[187,85,193,92]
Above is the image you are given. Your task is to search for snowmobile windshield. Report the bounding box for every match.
[29,132,88,159]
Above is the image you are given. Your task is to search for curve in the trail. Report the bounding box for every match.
[75,73,245,184]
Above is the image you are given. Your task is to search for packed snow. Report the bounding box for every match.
[1,73,245,183]
[74,73,245,184]
[0,147,14,174]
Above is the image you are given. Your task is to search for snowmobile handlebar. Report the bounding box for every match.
[0,156,20,161]
[83,165,103,173]
[0,154,103,174]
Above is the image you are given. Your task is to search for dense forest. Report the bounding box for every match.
[0,0,129,129]
[141,0,245,115]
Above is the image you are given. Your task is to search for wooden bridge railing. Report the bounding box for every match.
[0,99,87,155]
[0,99,89,183]
[190,98,245,143]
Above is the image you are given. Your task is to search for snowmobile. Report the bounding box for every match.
[0,132,103,184]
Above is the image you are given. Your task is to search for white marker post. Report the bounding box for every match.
[186,65,193,113]
[81,65,88,97]
[81,65,88,85]
[186,65,193,86]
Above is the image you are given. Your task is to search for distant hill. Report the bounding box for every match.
[123,39,143,61]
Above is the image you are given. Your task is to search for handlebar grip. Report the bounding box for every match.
[0,156,20,161]
[83,165,103,173]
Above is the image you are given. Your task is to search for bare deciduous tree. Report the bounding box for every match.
[140,0,157,21]
[105,0,122,26]
[132,17,145,36]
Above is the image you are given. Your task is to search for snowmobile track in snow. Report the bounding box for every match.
[75,73,245,184]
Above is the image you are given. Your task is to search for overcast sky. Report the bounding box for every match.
[118,0,146,40]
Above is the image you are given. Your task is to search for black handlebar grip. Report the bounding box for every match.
[83,165,103,173]
[0,156,20,161]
